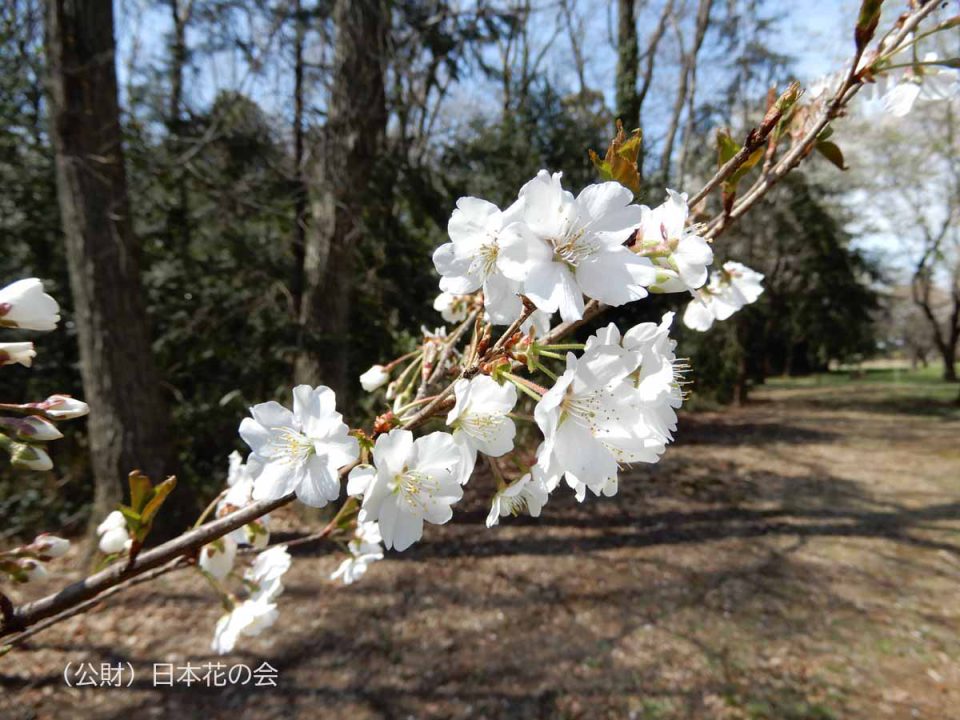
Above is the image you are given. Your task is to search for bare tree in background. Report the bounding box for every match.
[166,0,194,252]
[614,0,677,180]
[45,0,176,529]
[290,0,309,318]
[850,102,960,382]
[295,0,389,397]
[658,0,712,183]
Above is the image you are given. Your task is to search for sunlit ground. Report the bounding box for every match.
[3,369,959,720]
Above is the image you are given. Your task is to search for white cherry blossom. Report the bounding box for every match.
[881,53,958,117]
[199,536,237,581]
[218,451,270,548]
[210,546,291,654]
[486,471,549,528]
[683,261,765,332]
[0,278,60,331]
[239,385,359,507]
[347,429,464,551]
[447,375,517,483]
[245,545,292,601]
[497,171,656,322]
[330,521,384,585]
[211,597,278,654]
[535,325,676,500]
[635,190,713,292]
[433,196,526,324]
[618,314,685,446]
[433,292,471,323]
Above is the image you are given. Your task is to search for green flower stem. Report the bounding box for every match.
[538,343,585,351]
[503,372,545,402]
[193,489,228,529]
[384,349,421,371]
[535,361,558,381]
[536,349,566,361]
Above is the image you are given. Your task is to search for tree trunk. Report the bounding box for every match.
[614,0,639,131]
[733,318,750,405]
[45,0,177,533]
[942,342,958,382]
[166,0,191,251]
[291,0,308,318]
[294,0,389,401]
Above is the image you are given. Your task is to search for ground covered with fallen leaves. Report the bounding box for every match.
[2,372,959,719]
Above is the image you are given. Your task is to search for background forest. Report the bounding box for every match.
[0,0,948,542]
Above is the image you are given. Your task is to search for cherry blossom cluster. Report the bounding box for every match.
[184,452,298,652]
[206,545,292,654]
[433,173,715,323]
[815,30,960,120]
[205,172,766,652]
[0,278,90,472]
[7,2,954,659]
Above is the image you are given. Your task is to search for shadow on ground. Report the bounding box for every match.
[4,381,960,720]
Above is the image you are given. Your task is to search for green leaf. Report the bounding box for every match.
[716,129,740,167]
[118,506,142,525]
[140,476,177,527]
[816,140,847,170]
[729,146,765,185]
[588,151,614,182]
[855,0,884,52]
[128,470,153,512]
[590,120,642,197]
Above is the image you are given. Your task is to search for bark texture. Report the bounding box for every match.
[615,0,639,132]
[295,0,389,400]
[45,0,175,529]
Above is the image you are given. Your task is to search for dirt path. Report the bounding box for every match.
[3,381,959,720]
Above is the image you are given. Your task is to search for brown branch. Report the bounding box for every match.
[1,488,302,638]
[1,557,188,652]
[687,80,799,210]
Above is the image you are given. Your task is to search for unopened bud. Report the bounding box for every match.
[40,394,89,420]
[0,278,60,331]
[19,416,64,441]
[19,558,48,582]
[7,440,53,471]
[33,533,70,559]
[0,341,36,367]
[360,365,390,392]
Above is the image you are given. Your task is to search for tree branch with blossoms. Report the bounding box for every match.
[2,0,957,655]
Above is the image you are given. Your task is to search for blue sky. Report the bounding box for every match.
[115,0,865,130]
[115,0,930,270]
